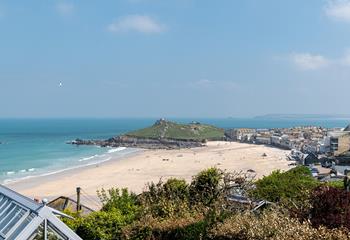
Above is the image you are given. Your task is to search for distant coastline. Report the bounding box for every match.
[254,114,350,120]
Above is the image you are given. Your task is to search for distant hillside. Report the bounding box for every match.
[254,114,350,120]
[125,119,225,141]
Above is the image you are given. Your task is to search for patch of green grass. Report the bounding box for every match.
[125,120,224,141]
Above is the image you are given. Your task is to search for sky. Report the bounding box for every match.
[0,0,350,118]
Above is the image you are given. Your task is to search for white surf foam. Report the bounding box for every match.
[79,155,98,162]
[107,147,127,153]
[2,147,142,185]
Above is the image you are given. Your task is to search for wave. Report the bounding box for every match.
[2,147,141,185]
[5,168,36,176]
[79,147,127,162]
[107,147,127,153]
[79,155,98,162]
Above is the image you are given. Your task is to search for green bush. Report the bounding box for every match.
[67,210,128,240]
[97,188,140,217]
[250,166,319,203]
[326,180,344,189]
[189,168,223,206]
[139,178,191,218]
[122,213,206,240]
[163,178,189,200]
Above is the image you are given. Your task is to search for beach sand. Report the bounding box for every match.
[7,141,292,209]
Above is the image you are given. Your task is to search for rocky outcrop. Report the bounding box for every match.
[69,135,204,149]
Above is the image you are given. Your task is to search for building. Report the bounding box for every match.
[254,136,271,145]
[225,128,255,142]
[0,185,82,240]
[329,131,350,156]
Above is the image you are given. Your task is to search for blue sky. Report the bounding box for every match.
[0,0,350,118]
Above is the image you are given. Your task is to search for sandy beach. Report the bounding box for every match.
[7,141,292,209]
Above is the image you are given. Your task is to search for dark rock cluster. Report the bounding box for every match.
[69,135,204,149]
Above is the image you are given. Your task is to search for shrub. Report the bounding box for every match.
[310,186,350,230]
[97,188,140,217]
[65,168,350,239]
[163,178,189,200]
[139,178,191,218]
[209,209,350,240]
[122,213,206,240]
[326,180,344,189]
[70,210,129,240]
[250,166,319,204]
[189,168,223,206]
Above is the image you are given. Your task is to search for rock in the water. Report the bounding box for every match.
[68,135,203,149]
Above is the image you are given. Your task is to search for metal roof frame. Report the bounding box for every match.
[0,185,82,240]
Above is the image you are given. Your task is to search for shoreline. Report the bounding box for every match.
[2,147,142,185]
[4,148,145,189]
[7,141,292,209]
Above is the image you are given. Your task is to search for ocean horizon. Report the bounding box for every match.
[0,117,349,184]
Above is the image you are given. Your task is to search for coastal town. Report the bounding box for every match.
[225,123,350,178]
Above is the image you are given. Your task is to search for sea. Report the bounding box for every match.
[0,118,349,184]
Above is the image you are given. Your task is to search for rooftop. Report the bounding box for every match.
[344,124,350,132]
[0,185,81,240]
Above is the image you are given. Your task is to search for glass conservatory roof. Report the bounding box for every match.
[0,185,82,240]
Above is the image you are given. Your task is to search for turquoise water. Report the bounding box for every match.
[0,118,348,183]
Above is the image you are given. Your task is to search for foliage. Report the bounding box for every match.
[122,213,206,240]
[64,167,350,240]
[74,210,128,240]
[326,180,344,189]
[250,166,319,204]
[209,208,350,240]
[125,120,224,141]
[97,188,140,217]
[64,189,140,240]
[310,186,350,230]
[139,178,191,218]
[163,178,190,200]
[189,168,223,206]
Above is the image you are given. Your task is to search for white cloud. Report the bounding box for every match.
[56,2,74,16]
[325,0,350,22]
[291,53,330,70]
[107,15,165,34]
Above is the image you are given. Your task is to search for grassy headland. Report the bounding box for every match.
[125,119,225,141]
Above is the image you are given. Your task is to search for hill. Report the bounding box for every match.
[125,119,224,141]
[254,114,350,120]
